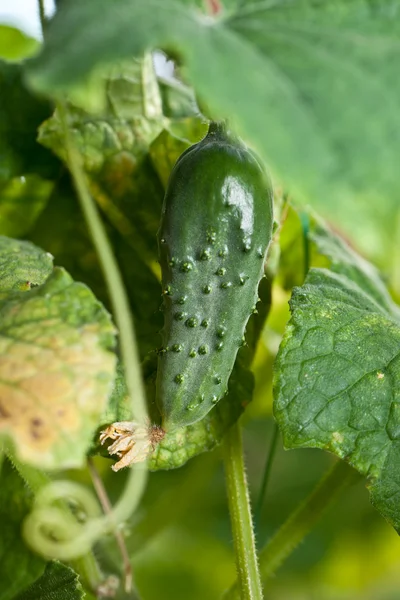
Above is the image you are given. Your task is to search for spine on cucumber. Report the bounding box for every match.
[156,121,273,431]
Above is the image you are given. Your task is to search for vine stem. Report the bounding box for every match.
[87,458,132,592]
[7,450,104,592]
[37,0,46,34]
[59,103,148,425]
[22,103,149,571]
[254,421,279,531]
[224,460,360,599]
[60,98,148,511]
[223,421,263,600]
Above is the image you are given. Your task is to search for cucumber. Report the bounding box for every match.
[156,122,273,431]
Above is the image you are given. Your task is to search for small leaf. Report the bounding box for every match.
[158,77,199,120]
[278,206,400,315]
[274,266,400,531]
[309,217,400,320]
[149,129,191,188]
[13,561,84,600]
[0,26,39,62]
[0,261,116,470]
[107,54,163,120]
[0,176,54,238]
[0,236,53,291]
[0,460,45,600]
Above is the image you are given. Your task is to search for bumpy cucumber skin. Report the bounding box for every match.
[156,123,273,431]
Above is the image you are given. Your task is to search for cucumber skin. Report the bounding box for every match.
[156,123,273,431]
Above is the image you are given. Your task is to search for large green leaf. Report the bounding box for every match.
[13,561,84,600]
[0,238,116,469]
[26,0,400,235]
[0,460,45,600]
[274,263,400,531]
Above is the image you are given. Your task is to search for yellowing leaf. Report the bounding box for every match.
[0,267,116,469]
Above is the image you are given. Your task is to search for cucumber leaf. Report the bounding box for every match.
[0,25,39,62]
[0,176,54,239]
[13,562,84,600]
[0,236,53,291]
[26,0,400,248]
[0,460,45,600]
[0,237,116,469]
[274,261,400,531]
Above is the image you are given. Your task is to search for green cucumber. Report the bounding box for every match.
[156,122,273,431]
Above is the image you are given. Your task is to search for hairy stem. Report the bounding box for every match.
[88,457,132,592]
[225,460,360,599]
[223,421,263,600]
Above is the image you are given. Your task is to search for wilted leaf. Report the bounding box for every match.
[13,561,84,600]
[274,266,400,531]
[0,460,45,600]
[0,236,53,291]
[0,265,116,469]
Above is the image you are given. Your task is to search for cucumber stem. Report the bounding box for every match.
[207,120,228,137]
[223,421,263,600]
